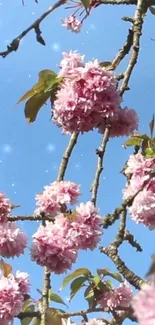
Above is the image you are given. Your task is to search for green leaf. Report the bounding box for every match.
[61,268,91,290]
[91,275,102,288]
[97,269,123,283]
[149,6,155,14]
[21,305,35,325]
[70,276,87,300]
[32,318,41,325]
[80,0,90,12]
[17,69,58,104]
[21,298,33,312]
[123,137,142,148]
[144,147,155,158]
[48,290,67,306]
[100,61,112,68]
[0,259,12,277]
[25,91,51,123]
[84,285,94,308]
[105,280,113,290]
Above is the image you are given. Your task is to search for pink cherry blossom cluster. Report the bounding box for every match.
[98,107,139,137]
[52,51,138,136]
[98,281,132,309]
[0,271,30,324]
[123,153,155,229]
[35,180,80,216]
[0,192,27,258]
[31,181,102,273]
[61,15,82,33]
[132,282,155,325]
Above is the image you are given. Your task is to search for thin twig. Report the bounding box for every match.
[110,28,134,70]
[91,127,110,206]
[40,132,79,325]
[57,132,79,182]
[124,230,142,251]
[0,0,66,58]
[120,0,147,95]
[112,209,127,247]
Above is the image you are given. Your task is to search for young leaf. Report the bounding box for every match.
[149,6,155,14]
[21,305,35,325]
[48,290,67,306]
[84,285,95,308]
[46,308,64,325]
[32,318,41,325]
[144,147,155,158]
[149,114,155,138]
[97,269,123,282]
[24,91,51,123]
[100,61,112,68]
[0,259,12,277]
[17,69,57,103]
[70,276,88,300]
[105,280,113,290]
[80,0,90,12]
[123,137,142,148]
[61,268,91,290]
[21,298,33,312]
[91,275,102,288]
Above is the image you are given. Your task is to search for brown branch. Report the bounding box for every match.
[112,209,127,247]
[57,132,79,182]
[110,28,134,70]
[8,215,54,222]
[91,127,110,206]
[119,0,147,95]
[124,230,142,252]
[100,245,145,289]
[40,132,79,324]
[0,0,66,58]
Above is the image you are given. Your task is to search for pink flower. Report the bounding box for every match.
[124,153,155,176]
[58,51,84,78]
[132,282,155,325]
[122,153,155,228]
[98,282,132,309]
[71,201,102,250]
[62,15,82,33]
[14,271,30,295]
[0,193,11,223]
[98,107,138,137]
[0,276,24,322]
[35,181,80,216]
[31,219,77,274]
[53,56,121,133]
[128,180,155,229]
[0,222,27,258]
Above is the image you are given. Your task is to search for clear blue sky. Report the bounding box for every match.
[0,1,155,324]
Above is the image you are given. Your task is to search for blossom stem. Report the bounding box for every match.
[120,0,147,95]
[91,127,110,206]
[57,132,79,182]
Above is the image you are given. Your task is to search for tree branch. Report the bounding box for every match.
[0,0,66,58]
[90,127,110,206]
[124,230,142,252]
[100,245,145,289]
[120,0,147,95]
[110,28,134,70]
[57,132,79,182]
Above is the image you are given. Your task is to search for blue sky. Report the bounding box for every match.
[0,1,155,324]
